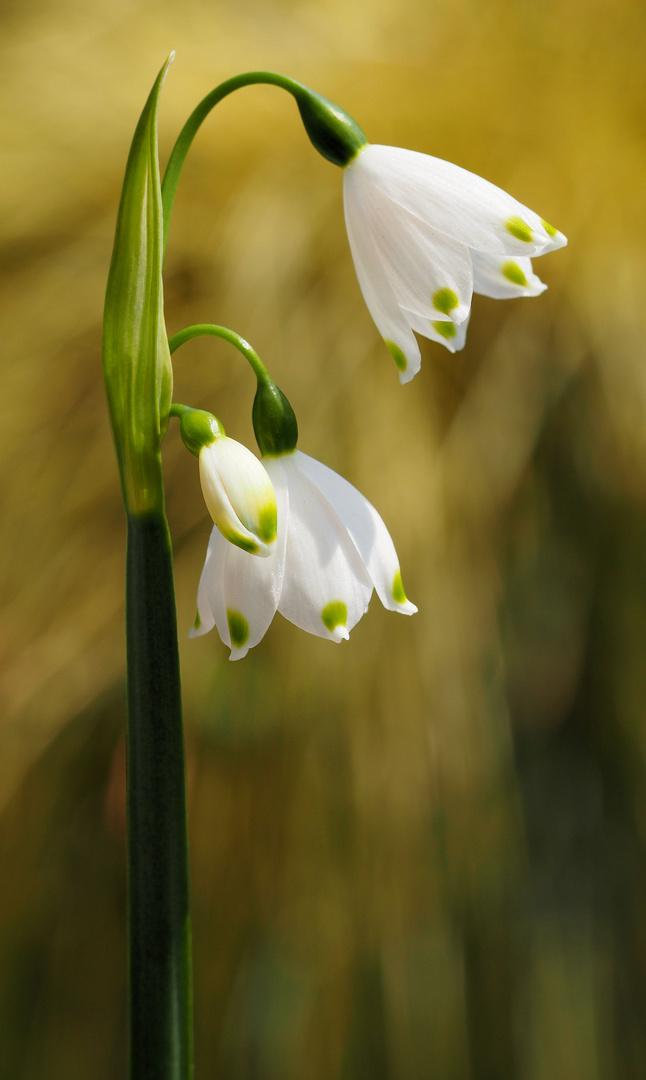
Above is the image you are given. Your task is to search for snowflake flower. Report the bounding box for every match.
[190,449,416,660]
[343,143,567,382]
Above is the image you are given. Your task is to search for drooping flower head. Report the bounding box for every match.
[190,376,416,659]
[174,405,277,556]
[343,144,567,383]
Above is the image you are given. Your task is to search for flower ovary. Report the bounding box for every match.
[253,378,299,456]
[295,88,368,167]
[179,408,225,456]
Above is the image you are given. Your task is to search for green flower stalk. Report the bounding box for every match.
[161,71,368,251]
[102,54,193,1080]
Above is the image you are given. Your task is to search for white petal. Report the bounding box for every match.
[188,471,287,659]
[471,251,547,299]
[540,225,568,253]
[347,169,473,325]
[189,525,227,639]
[272,454,374,641]
[344,169,421,383]
[199,438,276,556]
[218,467,288,660]
[294,451,417,616]
[352,144,562,258]
[403,305,471,354]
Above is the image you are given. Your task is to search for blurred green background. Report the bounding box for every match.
[2,0,646,1076]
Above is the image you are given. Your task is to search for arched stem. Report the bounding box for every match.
[161,70,367,252]
[162,73,305,252]
[168,323,270,383]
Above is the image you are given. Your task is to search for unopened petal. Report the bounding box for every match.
[471,251,547,299]
[294,451,417,616]
[189,478,287,661]
[199,438,277,556]
[269,455,373,641]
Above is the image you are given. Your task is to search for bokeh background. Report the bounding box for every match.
[2,0,646,1076]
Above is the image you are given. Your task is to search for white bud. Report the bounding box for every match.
[199,437,277,556]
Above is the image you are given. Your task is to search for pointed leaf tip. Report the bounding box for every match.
[102,56,173,515]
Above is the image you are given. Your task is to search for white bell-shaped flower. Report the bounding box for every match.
[343,143,567,383]
[190,449,417,660]
[198,436,277,557]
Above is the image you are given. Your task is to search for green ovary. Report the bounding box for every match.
[505,216,533,243]
[502,261,529,287]
[433,288,459,315]
[321,601,348,631]
[392,570,407,604]
[385,341,407,372]
[432,320,456,340]
[227,609,249,648]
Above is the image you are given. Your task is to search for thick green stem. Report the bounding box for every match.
[126,511,193,1080]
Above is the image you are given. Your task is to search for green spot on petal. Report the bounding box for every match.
[432,320,456,340]
[257,504,277,544]
[193,610,201,630]
[502,261,529,287]
[433,288,459,315]
[321,600,348,632]
[220,528,259,555]
[385,340,407,372]
[227,609,249,649]
[541,218,558,237]
[506,216,533,243]
[392,570,407,604]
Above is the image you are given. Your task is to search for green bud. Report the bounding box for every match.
[293,86,368,167]
[177,408,225,456]
[252,378,299,456]
[102,55,174,516]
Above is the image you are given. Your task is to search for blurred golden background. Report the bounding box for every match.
[2,0,646,1075]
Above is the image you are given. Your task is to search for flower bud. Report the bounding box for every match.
[199,436,277,557]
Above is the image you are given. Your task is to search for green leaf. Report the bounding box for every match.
[103,55,174,515]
